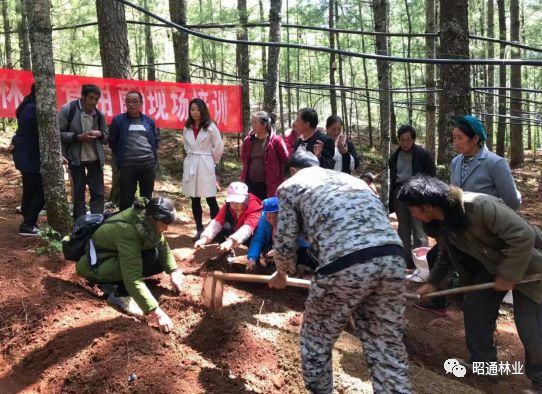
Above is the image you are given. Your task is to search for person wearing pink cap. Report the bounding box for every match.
[194,182,262,252]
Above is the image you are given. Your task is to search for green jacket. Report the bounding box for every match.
[76,207,177,313]
[428,191,542,303]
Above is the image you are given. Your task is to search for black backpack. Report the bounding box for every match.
[62,213,123,262]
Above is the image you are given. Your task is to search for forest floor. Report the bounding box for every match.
[0,132,541,393]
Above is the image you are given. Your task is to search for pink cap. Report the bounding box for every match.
[226,182,249,203]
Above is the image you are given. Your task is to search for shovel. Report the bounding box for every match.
[201,271,310,311]
[405,274,542,300]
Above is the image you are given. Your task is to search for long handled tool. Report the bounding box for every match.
[405,274,542,300]
[201,271,310,311]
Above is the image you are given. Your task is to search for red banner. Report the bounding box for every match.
[0,68,243,132]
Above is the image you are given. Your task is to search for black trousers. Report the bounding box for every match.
[69,161,104,220]
[246,178,267,201]
[464,264,542,389]
[426,244,448,308]
[119,163,156,211]
[191,197,219,231]
[20,172,45,227]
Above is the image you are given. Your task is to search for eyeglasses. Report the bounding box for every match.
[125,100,142,105]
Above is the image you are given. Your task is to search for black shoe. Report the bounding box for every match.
[192,228,204,241]
[19,223,39,236]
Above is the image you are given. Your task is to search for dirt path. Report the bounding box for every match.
[0,143,539,393]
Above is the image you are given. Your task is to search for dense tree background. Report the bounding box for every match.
[1,0,542,225]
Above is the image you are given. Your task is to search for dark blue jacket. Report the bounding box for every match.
[12,99,40,173]
[108,113,159,169]
[247,214,309,261]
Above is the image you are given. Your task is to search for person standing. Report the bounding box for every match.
[388,125,436,268]
[325,115,360,174]
[109,91,159,211]
[450,115,520,210]
[240,111,289,200]
[269,150,411,394]
[9,84,45,236]
[292,108,335,169]
[182,98,224,241]
[59,84,108,220]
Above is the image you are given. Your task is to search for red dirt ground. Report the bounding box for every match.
[0,138,540,393]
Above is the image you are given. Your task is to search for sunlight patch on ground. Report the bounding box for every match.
[247,310,299,342]
[222,288,251,307]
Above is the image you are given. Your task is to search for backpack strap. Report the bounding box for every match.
[67,100,78,133]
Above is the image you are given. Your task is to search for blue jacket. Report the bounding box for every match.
[247,214,309,261]
[12,99,40,173]
[109,113,159,169]
[450,145,521,211]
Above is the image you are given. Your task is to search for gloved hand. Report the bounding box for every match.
[194,236,209,249]
[169,270,183,293]
[150,307,173,333]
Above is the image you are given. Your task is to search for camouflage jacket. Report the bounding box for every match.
[274,166,402,274]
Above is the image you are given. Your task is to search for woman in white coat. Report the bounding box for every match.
[182,98,224,240]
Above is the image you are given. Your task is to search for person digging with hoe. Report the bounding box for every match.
[268,149,411,394]
[76,197,183,333]
[398,176,542,394]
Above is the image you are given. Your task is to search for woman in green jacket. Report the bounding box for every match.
[76,197,182,333]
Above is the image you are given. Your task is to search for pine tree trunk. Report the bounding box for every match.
[336,1,348,133]
[25,0,71,234]
[436,0,470,166]
[373,0,391,205]
[259,0,267,78]
[169,0,190,82]
[96,0,132,206]
[328,0,337,115]
[425,0,436,154]
[404,0,413,125]
[285,0,291,128]
[263,0,282,114]
[17,0,31,70]
[496,0,507,157]
[237,0,250,134]
[485,0,495,150]
[96,0,132,79]
[2,0,13,68]
[143,0,156,81]
[358,3,373,147]
[509,0,523,167]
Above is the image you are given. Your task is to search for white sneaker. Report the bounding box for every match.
[106,293,144,316]
[406,268,428,283]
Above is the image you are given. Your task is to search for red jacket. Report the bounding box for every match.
[214,193,263,232]
[240,130,290,197]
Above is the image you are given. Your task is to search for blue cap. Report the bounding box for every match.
[262,197,279,213]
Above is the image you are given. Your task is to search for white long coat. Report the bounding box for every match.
[182,122,224,198]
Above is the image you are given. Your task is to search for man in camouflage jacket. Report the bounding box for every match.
[269,150,411,394]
